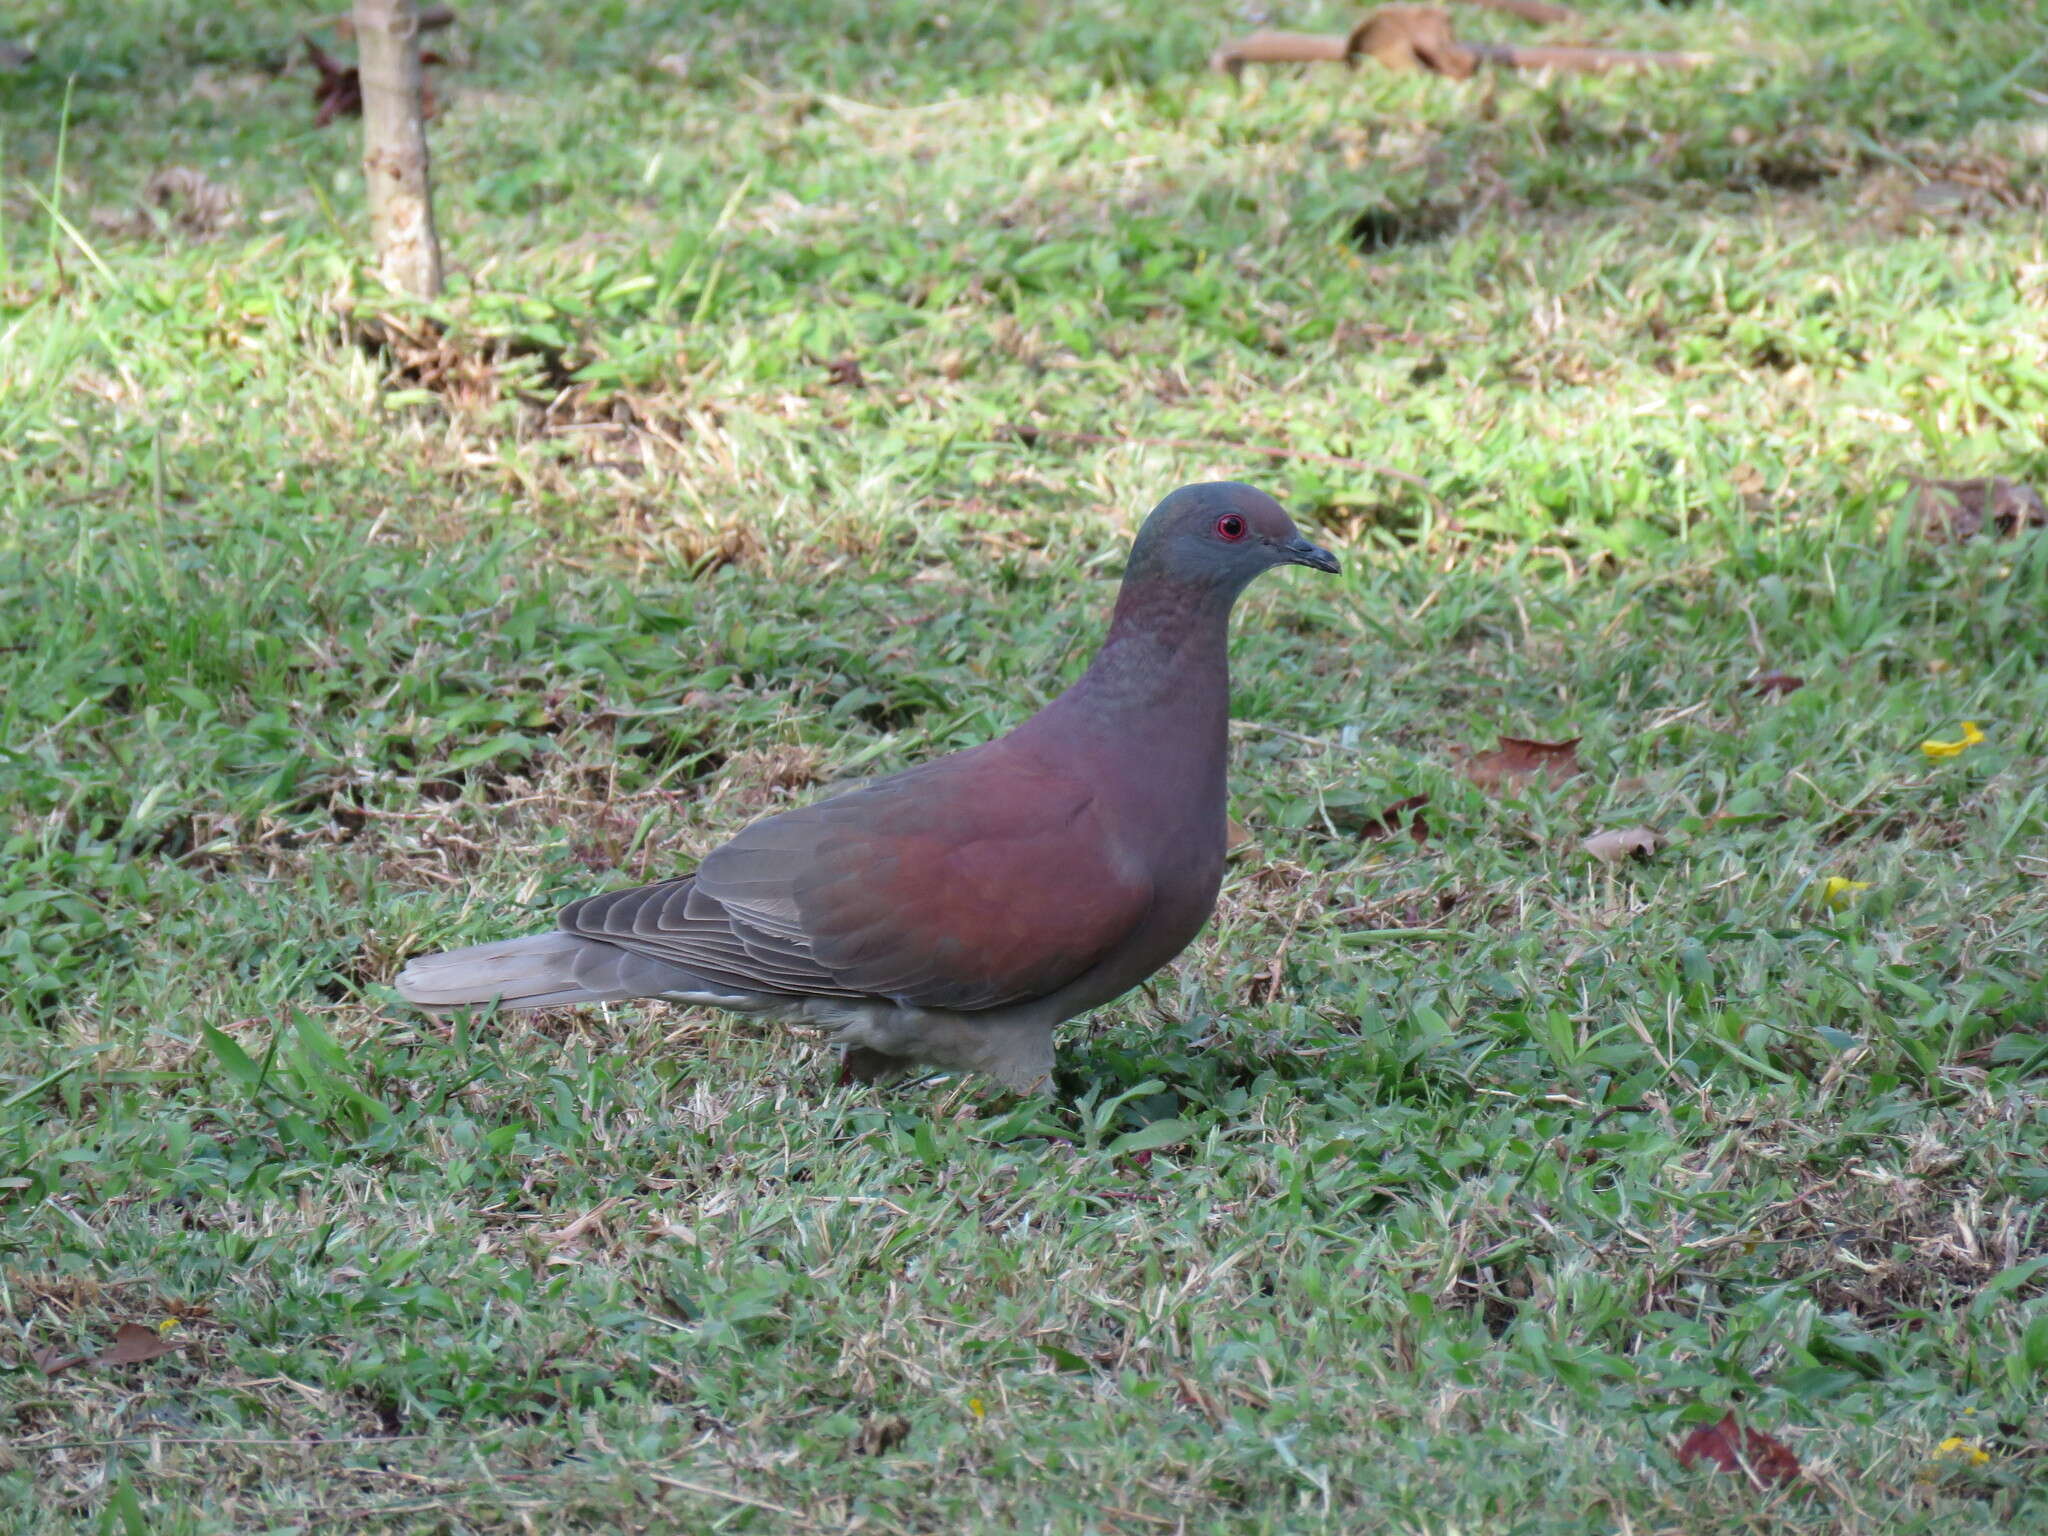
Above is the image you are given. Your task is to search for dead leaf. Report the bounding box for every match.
[306,37,361,126]
[1456,735,1582,794]
[1226,816,1255,855]
[32,1346,91,1376]
[1676,1412,1802,1486]
[97,1323,184,1367]
[851,1414,911,1456]
[1356,794,1431,845]
[1353,7,1477,77]
[307,37,442,128]
[1582,827,1658,864]
[1744,670,1805,698]
[1912,477,2048,542]
[825,356,865,388]
[35,1322,186,1376]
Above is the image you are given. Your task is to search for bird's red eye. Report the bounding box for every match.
[1215,514,1247,541]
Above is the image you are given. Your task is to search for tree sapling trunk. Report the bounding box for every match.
[354,0,443,297]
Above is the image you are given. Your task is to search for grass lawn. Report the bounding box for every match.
[3,0,2046,1529]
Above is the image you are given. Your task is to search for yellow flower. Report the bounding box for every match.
[1933,1436,1991,1467]
[1920,721,1984,760]
[1821,876,1871,909]
[968,1398,986,1419]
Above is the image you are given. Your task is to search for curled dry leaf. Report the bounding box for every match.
[1675,1412,1802,1486]
[1357,794,1431,845]
[1456,735,1582,795]
[1353,7,1478,77]
[1913,477,2047,542]
[307,36,443,128]
[1225,816,1255,855]
[851,1414,913,1456]
[1744,671,1805,698]
[1582,826,1658,864]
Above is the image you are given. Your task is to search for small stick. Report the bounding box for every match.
[1210,31,1353,75]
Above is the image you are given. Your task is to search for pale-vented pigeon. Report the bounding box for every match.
[395,483,1339,1090]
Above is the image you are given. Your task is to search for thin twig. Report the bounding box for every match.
[18,1433,429,1452]
[645,1474,804,1518]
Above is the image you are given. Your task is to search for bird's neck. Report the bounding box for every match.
[1033,575,1237,770]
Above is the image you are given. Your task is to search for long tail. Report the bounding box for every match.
[394,930,712,1012]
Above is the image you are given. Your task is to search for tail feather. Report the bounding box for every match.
[395,930,709,1012]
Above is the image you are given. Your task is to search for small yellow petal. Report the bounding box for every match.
[1933,1436,1991,1466]
[1920,721,1985,760]
[1821,877,1872,909]
[968,1398,985,1419]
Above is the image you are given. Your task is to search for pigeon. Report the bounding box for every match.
[395,482,1340,1090]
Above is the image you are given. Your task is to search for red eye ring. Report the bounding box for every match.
[1215,514,1247,542]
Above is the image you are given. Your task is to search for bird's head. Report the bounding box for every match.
[1125,482,1340,594]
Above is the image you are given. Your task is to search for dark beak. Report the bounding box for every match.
[1281,535,1340,574]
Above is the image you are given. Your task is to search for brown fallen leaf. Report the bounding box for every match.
[36,1322,185,1377]
[1356,7,1477,76]
[851,1414,912,1456]
[32,1345,91,1376]
[1356,794,1431,845]
[1456,735,1582,794]
[97,1322,185,1367]
[307,36,442,128]
[1582,826,1658,864]
[1226,816,1255,855]
[1212,8,1474,76]
[1676,1412,1802,1486]
[825,355,866,388]
[1744,670,1805,698]
[1912,476,2048,543]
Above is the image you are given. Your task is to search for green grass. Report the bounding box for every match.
[3,0,2047,1529]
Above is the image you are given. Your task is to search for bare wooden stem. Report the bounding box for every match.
[354,0,443,297]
